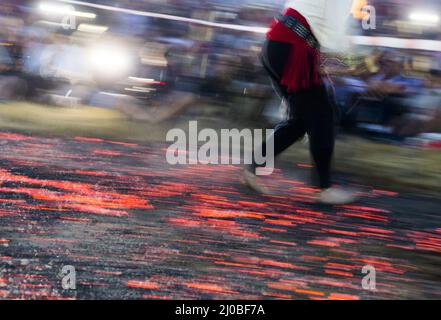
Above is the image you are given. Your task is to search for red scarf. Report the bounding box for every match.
[266,8,322,93]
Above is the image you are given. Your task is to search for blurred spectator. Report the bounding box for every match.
[0,0,440,137]
[396,68,441,136]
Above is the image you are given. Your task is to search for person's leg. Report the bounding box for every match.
[248,41,306,172]
[244,106,306,193]
[299,85,358,204]
[248,116,306,172]
[300,86,335,189]
[273,117,307,157]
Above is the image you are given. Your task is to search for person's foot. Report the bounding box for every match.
[242,169,272,195]
[317,187,357,205]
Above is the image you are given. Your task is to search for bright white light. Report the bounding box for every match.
[128,77,155,83]
[39,3,74,14]
[88,45,131,76]
[77,23,108,33]
[39,2,96,19]
[409,12,439,25]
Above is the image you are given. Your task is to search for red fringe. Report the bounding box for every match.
[266,8,322,93]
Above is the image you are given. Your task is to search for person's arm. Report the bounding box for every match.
[319,0,354,52]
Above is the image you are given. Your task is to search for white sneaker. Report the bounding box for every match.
[317,187,357,205]
[242,169,272,195]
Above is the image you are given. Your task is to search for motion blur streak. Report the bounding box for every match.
[51,0,441,51]
[54,0,269,33]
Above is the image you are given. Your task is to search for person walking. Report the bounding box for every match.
[244,0,357,205]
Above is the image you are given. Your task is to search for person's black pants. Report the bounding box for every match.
[255,40,335,189]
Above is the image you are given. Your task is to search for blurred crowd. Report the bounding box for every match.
[0,0,440,142]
